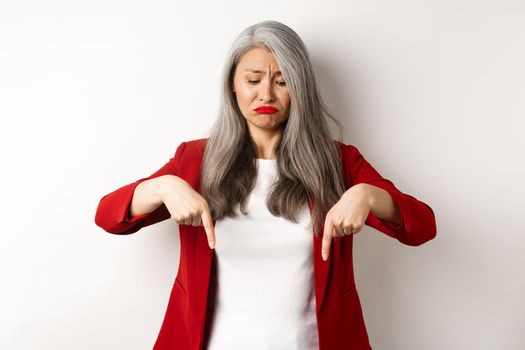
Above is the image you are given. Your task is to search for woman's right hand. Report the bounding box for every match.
[159,175,216,249]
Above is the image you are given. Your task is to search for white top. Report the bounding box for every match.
[206,158,319,350]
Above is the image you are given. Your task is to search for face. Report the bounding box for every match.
[232,46,291,136]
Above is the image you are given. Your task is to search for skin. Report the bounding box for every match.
[130,46,403,255]
[232,45,291,159]
[321,183,403,261]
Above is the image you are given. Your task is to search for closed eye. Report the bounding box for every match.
[248,80,287,86]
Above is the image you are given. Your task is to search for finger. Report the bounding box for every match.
[334,225,345,237]
[201,206,216,249]
[191,216,202,226]
[322,219,333,261]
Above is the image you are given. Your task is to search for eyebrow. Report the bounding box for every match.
[244,69,282,74]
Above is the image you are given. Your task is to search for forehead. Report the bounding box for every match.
[237,47,282,73]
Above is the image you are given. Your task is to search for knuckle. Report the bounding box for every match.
[189,207,199,215]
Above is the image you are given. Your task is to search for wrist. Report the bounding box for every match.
[361,183,377,209]
[345,183,374,208]
[152,175,176,204]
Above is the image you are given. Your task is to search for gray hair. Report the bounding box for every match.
[201,20,346,235]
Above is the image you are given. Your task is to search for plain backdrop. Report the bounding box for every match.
[1,1,524,349]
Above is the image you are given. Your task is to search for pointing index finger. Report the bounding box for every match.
[322,218,333,261]
[201,206,215,249]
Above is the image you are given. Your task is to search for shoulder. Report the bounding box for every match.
[182,137,208,147]
[332,139,360,159]
[171,138,208,162]
[177,137,208,152]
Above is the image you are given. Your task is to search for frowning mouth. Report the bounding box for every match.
[254,106,279,114]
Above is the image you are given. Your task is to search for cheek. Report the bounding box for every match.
[282,94,291,109]
[237,93,252,109]
[235,93,257,116]
[236,87,255,102]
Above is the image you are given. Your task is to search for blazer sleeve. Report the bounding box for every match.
[94,141,187,235]
[344,143,437,246]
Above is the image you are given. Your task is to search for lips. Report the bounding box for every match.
[254,106,279,114]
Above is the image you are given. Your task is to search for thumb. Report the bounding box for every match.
[201,206,216,249]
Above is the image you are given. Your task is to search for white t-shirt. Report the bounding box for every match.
[206,158,319,350]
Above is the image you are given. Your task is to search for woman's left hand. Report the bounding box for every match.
[321,183,371,261]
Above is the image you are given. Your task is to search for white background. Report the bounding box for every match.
[1,1,524,349]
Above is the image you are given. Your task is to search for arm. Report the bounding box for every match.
[344,143,437,246]
[94,141,187,235]
[129,175,169,218]
[364,183,403,225]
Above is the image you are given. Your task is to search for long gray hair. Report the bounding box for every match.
[201,20,346,235]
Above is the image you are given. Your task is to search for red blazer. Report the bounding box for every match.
[94,138,437,350]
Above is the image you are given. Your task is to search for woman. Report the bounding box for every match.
[95,20,437,350]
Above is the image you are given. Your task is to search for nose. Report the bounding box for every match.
[259,78,276,102]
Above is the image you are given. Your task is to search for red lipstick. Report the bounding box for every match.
[254,106,279,114]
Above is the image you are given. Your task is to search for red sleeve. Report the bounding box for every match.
[94,141,187,235]
[345,143,437,246]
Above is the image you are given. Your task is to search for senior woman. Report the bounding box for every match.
[95,20,437,350]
